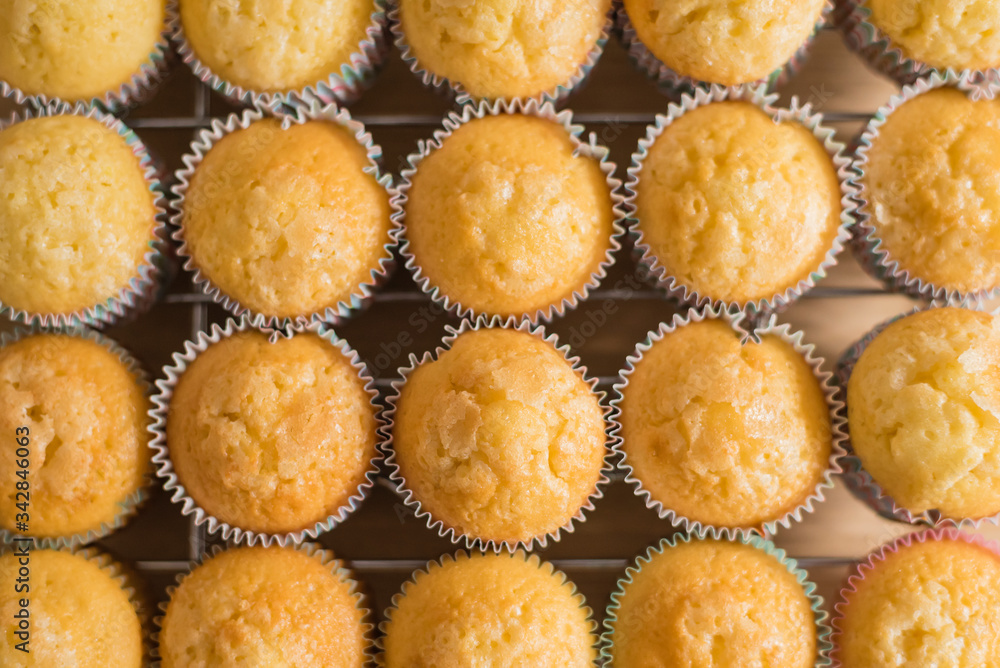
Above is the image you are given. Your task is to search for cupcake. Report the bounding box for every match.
[841,305,1000,525]
[387,317,609,550]
[392,0,611,102]
[0,106,165,328]
[0,330,152,547]
[398,99,622,322]
[380,551,597,666]
[603,534,828,666]
[852,73,1000,301]
[613,309,841,536]
[158,544,371,667]
[0,548,145,667]
[833,529,1000,666]
[841,0,1000,84]
[150,318,381,545]
[173,0,387,106]
[629,85,850,314]
[0,0,169,111]
[620,0,828,89]
[173,104,394,329]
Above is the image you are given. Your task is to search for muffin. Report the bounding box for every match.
[632,97,844,308]
[605,536,821,666]
[616,316,834,531]
[177,111,393,326]
[396,0,610,100]
[382,551,596,667]
[0,332,151,544]
[835,530,1000,667]
[161,327,379,538]
[159,545,369,667]
[0,112,162,326]
[845,306,1000,521]
[177,0,384,103]
[390,324,607,547]
[622,0,826,86]
[857,86,1000,298]
[402,110,617,320]
[0,549,144,667]
[0,0,167,107]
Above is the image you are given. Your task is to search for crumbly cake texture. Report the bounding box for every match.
[0,0,164,100]
[635,101,841,303]
[167,331,378,534]
[0,334,151,538]
[848,307,1000,518]
[609,539,816,666]
[160,546,367,667]
[0,114,156,316]
[405,114,614,317]
[863,88,1000,293]
[182,118,391,320]
[382,552,595,666]
[624,0,825,84]
[393,328,606,544]
[0,550,143,668]
[867,0,1000,70]
[179,0,375,93]
[620,319,832,528]
[398,0,610,98]
[837,536,1000,666]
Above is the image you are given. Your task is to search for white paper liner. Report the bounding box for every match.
[382,315,614,552]
[148,315,385,547]
[625,83,856,318]
[170,101,398,330]
[392,97,626,325]
[0,326,154,550]
[0,102,168,329]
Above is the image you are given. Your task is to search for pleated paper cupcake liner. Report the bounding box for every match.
[388,0,612,105]
[0,102,168,329]
[382,315,614,553]
[170,101,397,330]
[0,6,172,114]
[600,530,833,667]
[0,326,154,550]
[168,0,388,108]
[610,305,846,541]
[152,542,375,663]
[626,83,855,320]
[393,97,626,325]
[148,315,385,547]
[615,0,832,94]
[834,302,1000,529]
[830,528,1000,666]
[375,550,599,666]
[849,70,1000,304]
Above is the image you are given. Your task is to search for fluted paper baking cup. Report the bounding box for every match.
[626,83,855,318]
[850,70,1000,303]
[0,103,168,329]
[169,0,388,108]
[610,305,846,540]
[170,101,397,330]
[382,315,614,552]
[152,542,375,663]
[616,0,832,94]
[834,302,1000,528]
[0,325,153,550]
[389,0,612,105]
[393,97,626,325]
[375,550,599,666]
[148,315,384,547]
[600,530,833,666]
